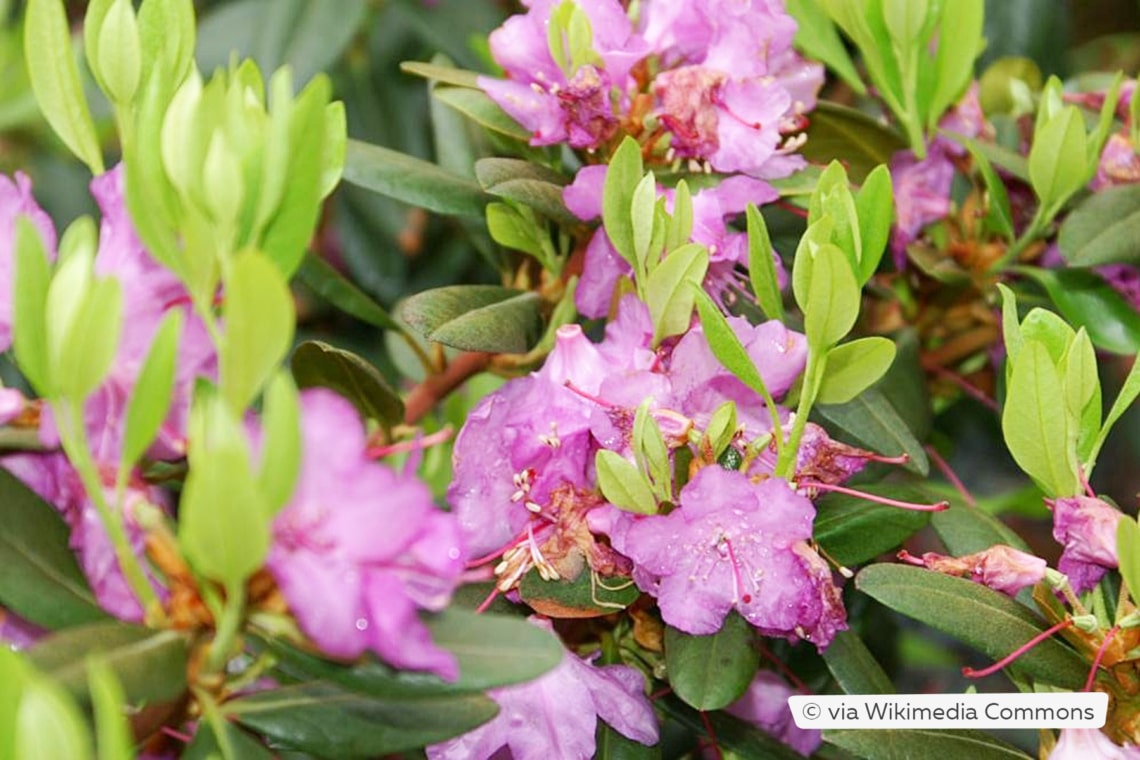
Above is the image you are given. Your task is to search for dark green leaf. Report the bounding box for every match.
[195,0,367,86]
[815,389,929,475]
[291,340,404,429]
[814,484,931,567]
[183,719,274,760]
[399,60,481,88]
[27,620,189,706]
[520,568,641,618]
[979,0,1069,78]
[821,630,895,695]
[343,139,489,218]
[658,695,805,760]
[825,728,1032,759]
[664,614,759,711]
[0,469,106,629]
[596,721,661,760]
[1058,183,1140,267]
[226,681,498,758]
[801,102,907,183]
[855,564,1087,688]
[930,500,1032,556]
[400,285,543,353]
[423,608,564,690]
[433,86,530,141]
[296,253,399,330]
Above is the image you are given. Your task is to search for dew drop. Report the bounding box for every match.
[447,547,461,561]
[355,618,369,631]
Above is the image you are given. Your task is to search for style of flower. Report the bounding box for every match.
[897,545,1047,597]
[478,0,649,149]
[267,389,465,679]
[1049,495,1123,594]
[426,618,658,760]
[725,671,822,757]
[615,467,846,647]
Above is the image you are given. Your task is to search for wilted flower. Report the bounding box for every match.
[898,545,1047,597]
[725,671,822,757]
[614,467,845,646]
[1092,133,1140,190]
[1049,495,1122,594]
[268,389,465,679]
[426,618,658,760]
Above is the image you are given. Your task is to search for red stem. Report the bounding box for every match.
[962,619,1074,679]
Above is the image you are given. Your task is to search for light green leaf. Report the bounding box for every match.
[138,0,196,85]
[786,0,865,93]
[487,202,545,259]
[83,0,115,93]
[87,658,132,760]
[1060,329,1101,463]
[1086,354,1140,473]
[121,310,182,470]
[801,242,860,349]
[928,0,983,130]
[1028,107,1088,219]
[646,242,709,344]
[854,164,893,283]
[998,284,1023,364]
[965,140,1016,240]
[398,60,481,89]
[633,401,672,502]
[692,288,776,404]
[631,172,658,269]
[816,336,897,405]
[433,85,531,142]
[602,137,644,266]
[699,401,737,463]
[746,204,785,322]
[95,0,141,106]
[15,676,91,759]
[1001,341,1080,497]
[57,277,123,402]
[1058,183,1140,267]
[256,371,301,517]
[24,0,104,174]
[595,450,658,515]
[12,218,53,395]
[1118,517,1140,602]
[220,250,295,413]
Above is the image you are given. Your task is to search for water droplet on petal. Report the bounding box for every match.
[448,547,461,561]
[355,618,369,631]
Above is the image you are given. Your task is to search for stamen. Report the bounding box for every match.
[721,535,751,604]
[962,618,1074,678]
[563,380,617,408]
[800,481,950,512]
[1084,626,1119,692]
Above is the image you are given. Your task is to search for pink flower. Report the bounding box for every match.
[268,389,465,679]
[0,172,56,352]
[1092,133,1140,190]
[615,467,846,647]
[725,671,821,757]
[1049,495,1123,594]
[1049,728,1140,759]
[898,545,1046,597]
[426,618,658,760]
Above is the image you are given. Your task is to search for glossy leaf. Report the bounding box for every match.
[646,243,709,344]
[1001,341,1080,497]
[664,614,759,711]
[1058,183,1140,267]
[1018,267,1140,355]
[27,620,189,706]
[226,680,498,757]
[596,450,658,515]
[0,469,106,629]
[120,310,182,470]
[815,389,929,475]
[343,139,489,218]
[400,285,543,353]
[821,630,895,695]
[296,252,399,330]
[856,564,1087,688]
[24,0,104,174]
[801,102,908,183]
[433,85,531,142]
[825,728,1032,759]
[519,569,641,618]
[814,484,931,566]
[816,336,897,405]
[292,340,405,430]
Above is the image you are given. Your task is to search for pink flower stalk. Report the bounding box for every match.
[1049,729,1140,759]
[897,545,1046,596]
[479,0,649,149]
[0,172,57,352]
[725,671,822,757]
[1049,495,1123,594]
[613,467,846,647]
[426,618,658,760]
[267,389,465,680]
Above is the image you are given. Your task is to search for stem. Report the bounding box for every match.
[1084,626,1118,692]
[207,582,247,674]
[962,618,1074,678]
[775,350,826,479]
[0,426,49,452]
[989,210,1045,272]
[59,401,164,624]
[402,351,493,424]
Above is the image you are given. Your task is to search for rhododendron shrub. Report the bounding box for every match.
[2,0,1140,758]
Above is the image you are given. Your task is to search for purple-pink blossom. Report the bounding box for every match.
[898,545,1047,597]
[614,467,846,646]
[267,389,465,679]
[1049,495,1123,594]
[725,671,821,757]
[426,618,658,760]
[1049,728,1140,759]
